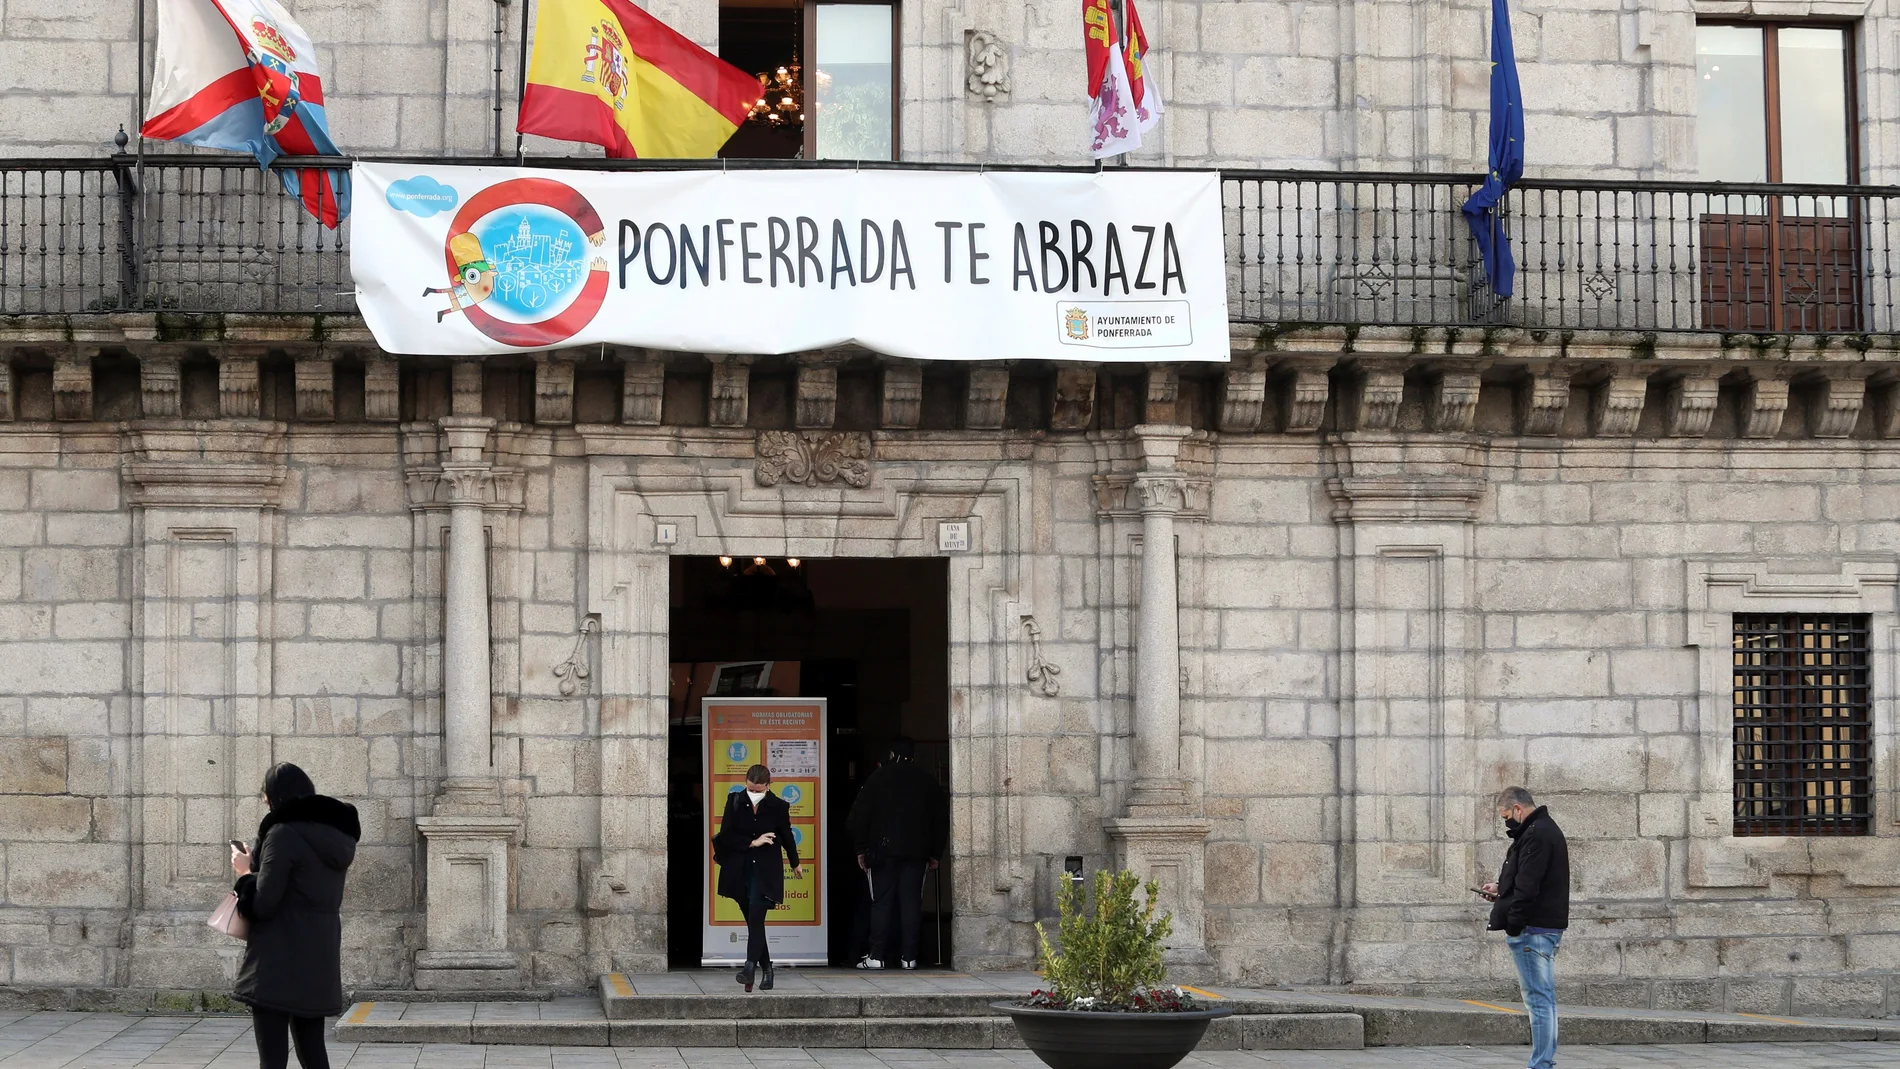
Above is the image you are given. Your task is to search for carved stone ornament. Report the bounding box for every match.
[967,30,1010,101]
[1020,615,1060,697]
[755,430,872,488]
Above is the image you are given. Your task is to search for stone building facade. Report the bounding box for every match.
[2,0,1900,1018]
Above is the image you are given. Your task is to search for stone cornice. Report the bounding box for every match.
[1326,475,1487,524]
[121,422,288,508]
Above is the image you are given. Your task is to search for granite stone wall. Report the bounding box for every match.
[5,0,1893,178]
[2,349,1899,1013]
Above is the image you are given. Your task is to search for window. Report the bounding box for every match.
[1695,23,1859,331]
[1732,613,1872,836]
[717,2,896,161]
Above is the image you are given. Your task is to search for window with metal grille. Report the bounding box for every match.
[1732,613,1872,836]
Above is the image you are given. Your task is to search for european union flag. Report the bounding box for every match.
[1462,0,1525,297]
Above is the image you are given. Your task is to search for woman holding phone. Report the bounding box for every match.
[229,763,360,1069]
[712,764,801,992]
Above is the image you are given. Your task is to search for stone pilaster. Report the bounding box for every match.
[415,413,522,990]
[1327,440,1487,972]
[437,416,503,812]
[122,422,287,985]
[1105,424,1212,973]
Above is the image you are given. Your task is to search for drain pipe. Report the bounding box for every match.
[492,0,509,155]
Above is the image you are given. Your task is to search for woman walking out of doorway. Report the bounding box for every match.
[713,764,802,992]
[229,762,360,1069]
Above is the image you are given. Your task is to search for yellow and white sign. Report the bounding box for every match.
[702,698,828,965]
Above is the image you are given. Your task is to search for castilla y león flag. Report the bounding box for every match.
[142,0,350,227]
[518,0,759,159]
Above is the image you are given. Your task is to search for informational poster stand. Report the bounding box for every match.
[701,697,829,965]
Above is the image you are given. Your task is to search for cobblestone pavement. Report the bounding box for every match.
[1,1013,1898,1069]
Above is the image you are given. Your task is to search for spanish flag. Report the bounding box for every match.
[517,0,758,159]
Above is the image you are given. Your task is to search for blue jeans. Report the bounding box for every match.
[1506,929,1562,1069]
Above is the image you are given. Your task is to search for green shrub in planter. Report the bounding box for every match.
[1032,868,1179,1011]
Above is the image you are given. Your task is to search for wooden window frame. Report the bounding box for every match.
[1696,19,1860,184]
[802,0,901,161]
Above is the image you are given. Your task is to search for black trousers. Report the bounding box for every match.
[739,860,773,966]
[251,1007,328,1069]
[868,857,928,964]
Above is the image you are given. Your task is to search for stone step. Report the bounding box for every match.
[600,986,1006,1021]
[335,1011,1365,1050]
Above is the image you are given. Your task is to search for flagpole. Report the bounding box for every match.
[513,0,532,162]
[133,0,147,307]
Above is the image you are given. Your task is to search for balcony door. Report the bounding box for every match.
[717,1,896,161]
[1696,24,1858,331]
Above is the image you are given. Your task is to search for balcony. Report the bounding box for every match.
[4,155,1899,338]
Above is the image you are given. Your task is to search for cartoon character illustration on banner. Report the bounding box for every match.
[244,16,303,135]
[422,233,499,322]
[428,177,611,347]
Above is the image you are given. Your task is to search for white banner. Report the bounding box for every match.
[351,163,1229,362]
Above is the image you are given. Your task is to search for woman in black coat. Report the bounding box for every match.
[712,764,801,992]
[229,763,360,1069]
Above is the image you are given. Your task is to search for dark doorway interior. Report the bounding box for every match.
[665,556,951,968]
[719,4,803,159]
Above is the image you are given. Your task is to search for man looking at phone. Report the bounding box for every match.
[1480,786,1570,1069]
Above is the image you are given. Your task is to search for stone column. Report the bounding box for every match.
[415,411,522,990]
[1104,424,1212,974]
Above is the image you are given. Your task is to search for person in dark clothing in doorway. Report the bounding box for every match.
[229,762,360,1069]
[847,738,947,970]
[1480,786,1570,1069]
[712,764,802,992]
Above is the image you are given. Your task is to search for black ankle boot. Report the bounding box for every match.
[737,962,754,992]
[760,962,775,990]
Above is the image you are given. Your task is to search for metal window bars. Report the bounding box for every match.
[4,154,1900,334]
[1731,613,1873,837]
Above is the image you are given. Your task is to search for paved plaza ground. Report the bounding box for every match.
[1,1012,1897,1069]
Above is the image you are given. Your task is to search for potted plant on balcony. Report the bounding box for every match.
[993,869,1231,1069]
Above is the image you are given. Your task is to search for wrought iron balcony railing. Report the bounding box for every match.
[4,155,1898,336]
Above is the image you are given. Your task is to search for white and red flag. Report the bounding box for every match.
[1123,0,1164,136]
[142,0,350,227]
[1084,0,1141,159]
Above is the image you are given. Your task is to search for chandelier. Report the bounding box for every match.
[747,50,804,127]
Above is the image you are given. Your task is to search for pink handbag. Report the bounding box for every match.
[208,891,249,939]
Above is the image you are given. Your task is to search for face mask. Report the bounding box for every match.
[1504,817,1523,833]
[747,789,767,805]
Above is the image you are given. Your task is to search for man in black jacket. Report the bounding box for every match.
[1482,786,1570,1069]
[846,737,947,970]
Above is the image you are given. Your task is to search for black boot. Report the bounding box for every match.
[760,962,775,991]
[737,961,754,992]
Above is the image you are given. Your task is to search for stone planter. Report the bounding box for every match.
[992,1001,1233,1069]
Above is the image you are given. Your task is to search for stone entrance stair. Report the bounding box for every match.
[330,970,1900,1050]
